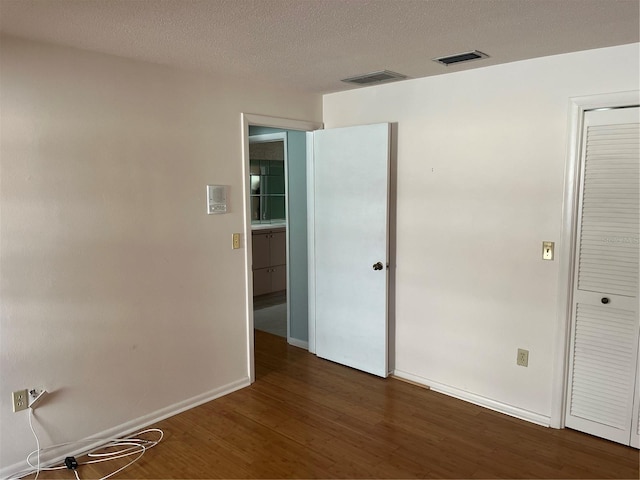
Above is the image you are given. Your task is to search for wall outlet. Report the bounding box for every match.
[232,233,241,249]
[12,389,28,412]
[517,348,529,367]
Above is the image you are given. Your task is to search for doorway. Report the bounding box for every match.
[242,115,397,382]
[241,114,322,382]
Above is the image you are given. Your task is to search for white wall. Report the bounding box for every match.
[0,36,321,473]
[323,43,640,423]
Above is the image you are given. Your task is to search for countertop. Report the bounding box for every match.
[251,222,286,231]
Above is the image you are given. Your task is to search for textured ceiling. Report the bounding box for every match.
[1,0,638,94]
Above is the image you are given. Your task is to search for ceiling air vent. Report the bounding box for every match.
[433,50,489,66]
[341,70,408,86]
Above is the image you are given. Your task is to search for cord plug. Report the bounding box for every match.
[28,387,47,409]
[65,456,78,470]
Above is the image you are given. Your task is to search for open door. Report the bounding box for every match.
[310,123,390,377]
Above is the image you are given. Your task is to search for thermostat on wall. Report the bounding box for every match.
[207,185,228,214]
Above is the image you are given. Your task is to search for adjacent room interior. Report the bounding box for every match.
[249,131,289,339]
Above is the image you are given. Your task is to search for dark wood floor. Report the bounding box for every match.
[25,330,639,479]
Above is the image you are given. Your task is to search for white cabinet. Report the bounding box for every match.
[252,228,286,296]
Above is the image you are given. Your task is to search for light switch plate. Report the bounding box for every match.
[542,241,554,260]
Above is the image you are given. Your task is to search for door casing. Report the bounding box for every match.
[241,113,322,383]
[551,90,640,429]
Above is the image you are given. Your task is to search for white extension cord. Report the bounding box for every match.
[27,409,41,480]
[9,409,163,480]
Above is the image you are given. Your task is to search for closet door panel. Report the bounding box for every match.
[565,107,639,446]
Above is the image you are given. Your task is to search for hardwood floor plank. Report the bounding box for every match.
[21,330,640,479]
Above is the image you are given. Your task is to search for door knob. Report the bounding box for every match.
[601,297,610,304]
[373,262,384,271]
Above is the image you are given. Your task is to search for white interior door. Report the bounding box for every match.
[565,107,639,446]
[312,123,390,377]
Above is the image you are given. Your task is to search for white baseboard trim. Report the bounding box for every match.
[1,377,250,480]
[288,337,309,350]
[393,369,551,427]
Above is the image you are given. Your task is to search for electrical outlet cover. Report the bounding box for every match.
[12,389,28,412]
[517,348,529,367]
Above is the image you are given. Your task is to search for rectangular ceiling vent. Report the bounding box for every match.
[433,50,489,66]
[341,70,408,86]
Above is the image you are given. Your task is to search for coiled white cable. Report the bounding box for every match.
[10,411,163,480]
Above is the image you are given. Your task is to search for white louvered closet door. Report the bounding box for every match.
[565,106,640,446]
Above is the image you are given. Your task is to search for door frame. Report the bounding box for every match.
[550,90,640,428]
[241,113,323,383]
